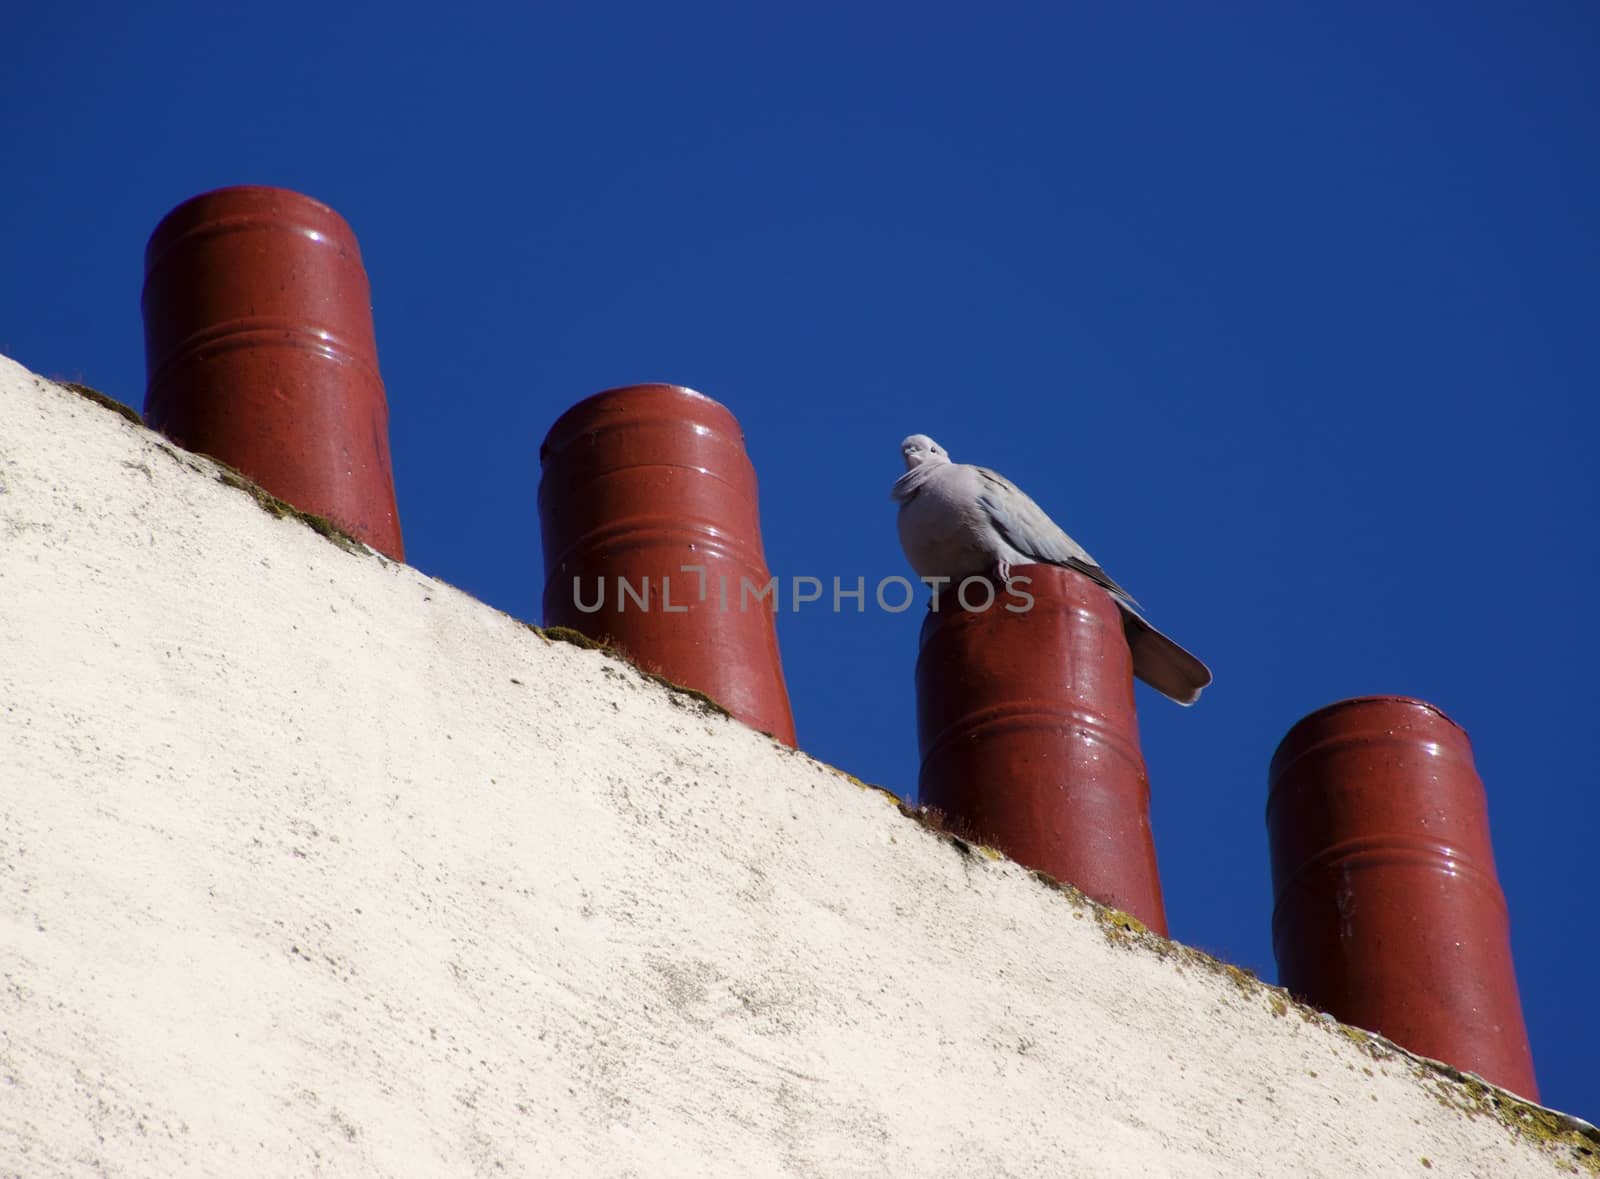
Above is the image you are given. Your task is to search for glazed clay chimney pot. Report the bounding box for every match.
[916,564,1168,934]
[538,384,796,746]
[1267,696,1539,1100]
[142,185,404,559]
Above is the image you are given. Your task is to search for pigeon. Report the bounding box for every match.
[891,433,1211,705]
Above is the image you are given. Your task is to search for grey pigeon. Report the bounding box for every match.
[891,433,1211,705]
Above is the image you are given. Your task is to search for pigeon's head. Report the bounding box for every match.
[900,434,950,471]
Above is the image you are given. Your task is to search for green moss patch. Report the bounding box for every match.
[523,623,733,721]
[206,460,365,555]
[529,623,608,652]
[1421,1070,1599,1173]
[53,379,144,427]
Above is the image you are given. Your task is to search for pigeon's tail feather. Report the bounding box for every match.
[1120,610,1211,706]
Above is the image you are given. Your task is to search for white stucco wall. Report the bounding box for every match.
[1,352,1593,1178]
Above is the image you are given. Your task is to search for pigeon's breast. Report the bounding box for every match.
[896,487,997,580]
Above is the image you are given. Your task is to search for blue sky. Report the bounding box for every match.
[6,2,1596,1119]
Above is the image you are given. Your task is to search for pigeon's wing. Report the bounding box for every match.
[972,466,1140,607]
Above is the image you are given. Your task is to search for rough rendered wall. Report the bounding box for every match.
[1,353,1592,1178]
